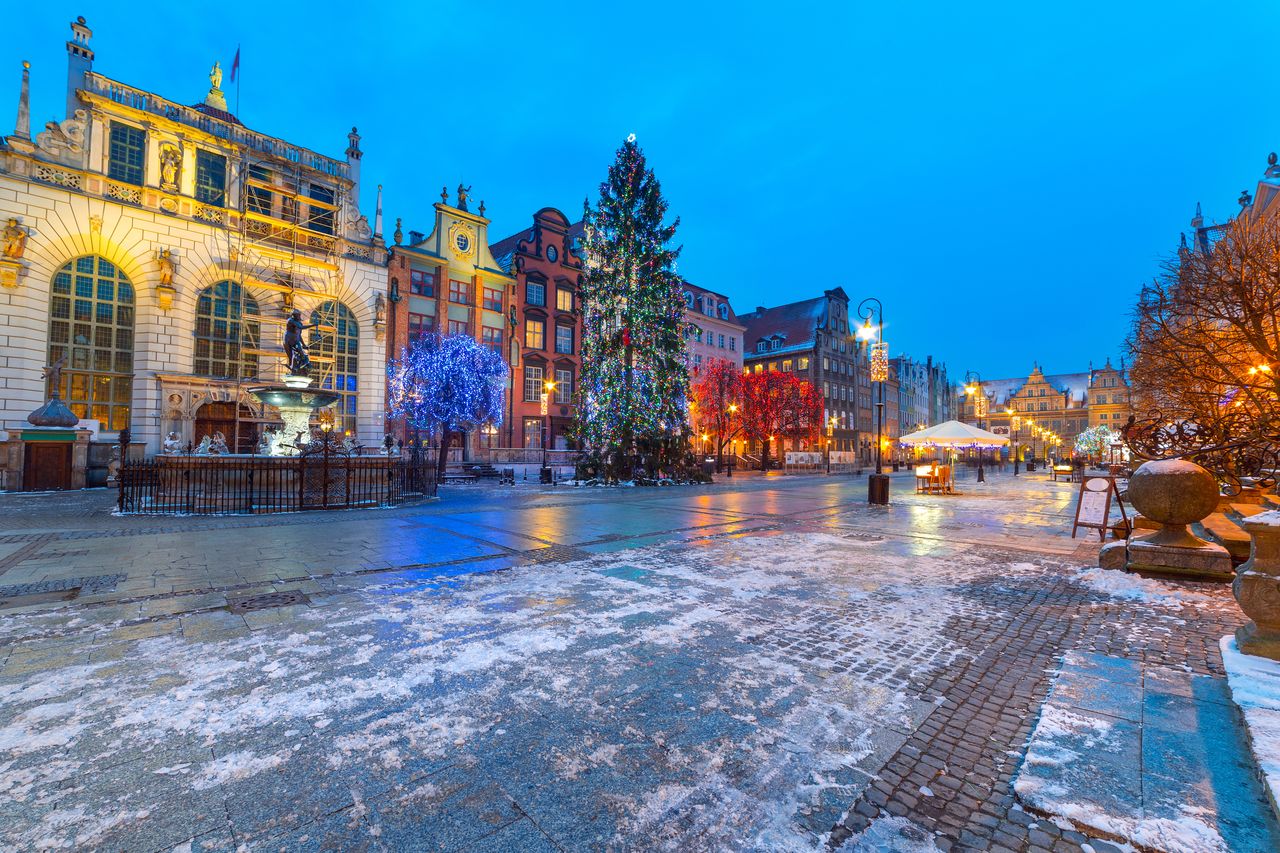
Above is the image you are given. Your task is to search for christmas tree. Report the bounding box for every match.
[577,135,690,481]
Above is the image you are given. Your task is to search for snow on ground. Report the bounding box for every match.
[0,530,1038,851]
[833,814,945,852]
[1221,635,1280,815]
[1070,567,1219,608]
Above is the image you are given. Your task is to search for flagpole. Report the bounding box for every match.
[235,43,240,115]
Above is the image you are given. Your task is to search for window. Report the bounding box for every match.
[479,424,498,450]
[556,288,573,312]
[716,334,724,349]
[194,281,259,379]
[756,342,766,353]
[555,324,574,355]
[408,312,433,340]
[694,354,703,367]
[523,417,543,448]
[481,326,503,356]
[410,270,435,296]
[483,287,503,312]
[824,382,830,397]
[449,279,470,304]
[310,301,358,434]
[823,357,830,371]
[107,123,145,186]
[798,357,810,370]
[728,337,735,352]
[695,328,703,343]
[753,364,762,374]
[526,280,546,307]
[555,369,572,404]
[447,319,469,337]
[526,319,545,349]
[47,255,135,431]
[194,150,227,206]
[771,339,780,351]
[523,365,544,402]
[781,360,792,372]
[246,165,273,215]
[768,362,777,372]
[307,185,335,235]
[1039,402,1047,411]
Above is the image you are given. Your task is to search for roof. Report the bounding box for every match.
[681,280,745,327]
[738,296,828,359]
[190,102,243,126]
[964,371,1092,407]
[490,214,584,274]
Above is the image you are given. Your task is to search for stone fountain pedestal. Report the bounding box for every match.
[1104,459,1234,581]
[247,375,340,456]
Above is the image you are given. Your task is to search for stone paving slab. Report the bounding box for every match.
[1014,650,1280,853]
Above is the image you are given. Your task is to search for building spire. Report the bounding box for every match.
[14,61,30,140]
[1191,201,1203,229]
[373,184,383,239]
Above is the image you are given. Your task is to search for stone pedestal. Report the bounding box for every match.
[1127,536,1234,582]
[1234,511,1280,660]
[2,427,93,491]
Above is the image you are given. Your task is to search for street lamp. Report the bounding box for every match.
[541,379,556,472]
[963,370,985,483]
[726,402,738,476]
[826,414,837,474]
[857,297,889,505]
[1005,407,1021,476]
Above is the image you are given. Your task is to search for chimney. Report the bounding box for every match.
[345,127,362,207]
[409,230,424,245]
[65,16,93,119]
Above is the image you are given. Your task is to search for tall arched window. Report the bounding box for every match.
[194,281,260,379]
[311,301,358,433]
[48,255,134,432]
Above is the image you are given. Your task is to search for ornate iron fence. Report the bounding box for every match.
[117,453,436,515]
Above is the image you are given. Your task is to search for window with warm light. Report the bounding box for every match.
[526,319,546,349]
[556,288,573,312]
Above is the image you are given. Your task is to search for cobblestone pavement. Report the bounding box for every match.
[0,471,1260,851]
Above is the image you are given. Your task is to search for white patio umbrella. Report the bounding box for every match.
[898,420,1009,491]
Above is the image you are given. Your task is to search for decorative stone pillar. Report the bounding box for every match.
[1122,459,1234,580]
[1235,511,1280,660]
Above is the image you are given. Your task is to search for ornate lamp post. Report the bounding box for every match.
[541,379,556,472]
[1025,418,1036,471]
[725,402,738,476]
[826,414,837,474]
[1005,408,1021,476]
[857,297,889,505]
[963,371,986,483]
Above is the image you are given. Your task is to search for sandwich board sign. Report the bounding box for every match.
[1072,475,1128,541]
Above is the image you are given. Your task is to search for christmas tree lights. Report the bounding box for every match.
[387,332,508,475]
[576,134,690,480]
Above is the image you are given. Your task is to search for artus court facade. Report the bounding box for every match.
[0,18,389,463]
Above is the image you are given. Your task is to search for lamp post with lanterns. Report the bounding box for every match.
[856,297,889,505]
[540,379,556,473]
[1005,408,1021,476]
[962,371,986,483]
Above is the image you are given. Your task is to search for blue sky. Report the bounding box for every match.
[5,2,1277,379]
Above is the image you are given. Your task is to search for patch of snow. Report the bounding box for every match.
[1220,636,1280,813]
[1070,568,1214,608]
[834,814,944,852]
[190,750,286,791]
[918,785,933,797]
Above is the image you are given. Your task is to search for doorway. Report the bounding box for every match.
[23,443,72,491]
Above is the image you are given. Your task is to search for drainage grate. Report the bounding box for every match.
[226,590,310,614]
[843,532,884,542]
[522,545,592,565]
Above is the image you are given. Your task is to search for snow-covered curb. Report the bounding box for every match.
[1220,636,1280,821]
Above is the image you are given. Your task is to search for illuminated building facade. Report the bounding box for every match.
[0,17,388,468]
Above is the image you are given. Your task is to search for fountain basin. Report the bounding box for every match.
[248,383,341,456]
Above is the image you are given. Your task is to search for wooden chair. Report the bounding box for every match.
[937,465,953,494]
[915,465,935,494]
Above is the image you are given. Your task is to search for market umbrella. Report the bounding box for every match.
[899,420,1009,491]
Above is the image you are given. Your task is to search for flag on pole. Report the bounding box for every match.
[230,46,240,83]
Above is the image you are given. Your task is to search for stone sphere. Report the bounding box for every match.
[1127,459,1220,526]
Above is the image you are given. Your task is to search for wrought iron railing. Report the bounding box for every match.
[117,453,436,515]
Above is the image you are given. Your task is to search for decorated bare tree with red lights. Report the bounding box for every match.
[690,358,744,471]
[739,371,824,471]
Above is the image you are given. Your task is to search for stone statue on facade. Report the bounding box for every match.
[283,309,320,376]
[2,218,26,259]
[159,145,181,191]
[210,62,223,91]
[194,435,213,455]
[157,248,176,285]
[456,184,471,211]
[162,431,183,455]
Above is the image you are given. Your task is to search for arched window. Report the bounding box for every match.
[48,255,134,432]
[311,301,358,434]
[194,281,260,379]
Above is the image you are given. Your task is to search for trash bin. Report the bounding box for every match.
[539,466,553,484]
[500,467,515,485]
[701,460,714,476]
[892,461,900,472]
[868,473,890,505]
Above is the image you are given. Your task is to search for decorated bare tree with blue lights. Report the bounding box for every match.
[387,333,508,477]
[576,134,690,482]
